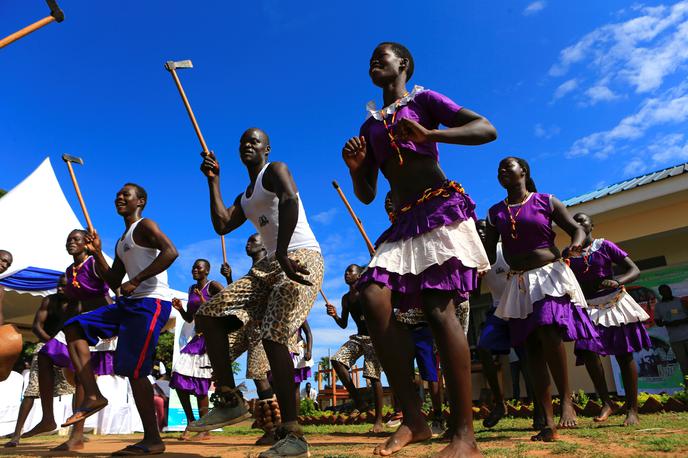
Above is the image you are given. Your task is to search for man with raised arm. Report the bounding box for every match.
[60,183,178,456]
[189,128,324,458]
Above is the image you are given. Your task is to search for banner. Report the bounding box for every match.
[166,309,201,431]
[611,264,688,395]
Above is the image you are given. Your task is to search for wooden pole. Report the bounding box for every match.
[331,365,337,407]
[331,181,375,256]
[64,161,94,233]
[220,235,228,264]
[166,65,228,264]
[167,67,210,154]
[0,16,55,49]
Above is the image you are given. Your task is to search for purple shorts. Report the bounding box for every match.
[411,326,438,382]
[65,297,171,379]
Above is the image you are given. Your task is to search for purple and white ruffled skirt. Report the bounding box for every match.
[170,334,212,396]
[574,289,652,363]
[495,260,599,347]
[39,332,116,376]
[357,181,489,324]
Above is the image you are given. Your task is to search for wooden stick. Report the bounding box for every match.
[64,161,94,233]
[0,16,55,49]
[220,235,227,264]
[319,289,330,305]
[168,68,209,154]
[331,180,376,256]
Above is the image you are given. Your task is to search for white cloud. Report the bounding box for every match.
[311,207,338,225]
[553,78,578,100]
[534,123,561,139]
[568,81,688,158]
[647,133,688,164]
[523,1,546,16]
[623,157,648,176]
[584,85,620,105]
[549,1,688,94]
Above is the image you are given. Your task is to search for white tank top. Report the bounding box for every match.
[240,163,320,257]
[482,243,509,308]
[115,218,171,300]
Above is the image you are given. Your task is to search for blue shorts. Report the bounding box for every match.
[477,307,511,355]
[411,326,438,382]
[65,296,171,379]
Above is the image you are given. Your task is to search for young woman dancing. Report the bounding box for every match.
[170,259,224,440]
[342,42,496,457]
[568,212,650,426]
[483,157,599,441]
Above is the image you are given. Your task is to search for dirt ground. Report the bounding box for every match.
[2,414,688,457]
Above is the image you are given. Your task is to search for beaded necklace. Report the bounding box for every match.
[504,192,531,240]
[70,257,89,289]
[376,92,409,166]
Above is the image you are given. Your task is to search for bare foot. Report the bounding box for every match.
[191,431,211,441]
[50,438,85,451]
[594,403,615,423]
[369,421,385,434]
[482,402,506,428]
[373,422,431,456]
[531,427,558,442]
[623,409,640,426]
[558,399,577,429]
[178,429,192,441]
[21,419,57,438]
[435,434,481,458]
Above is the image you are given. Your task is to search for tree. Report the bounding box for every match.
[318,355,331,387]
[154,331,174,372]
[0,189,6,199]
[232,360,240,375]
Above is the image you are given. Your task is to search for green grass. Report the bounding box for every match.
[551,441,581,454]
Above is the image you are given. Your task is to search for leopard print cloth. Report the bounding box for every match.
[330,334,381,380]
[200,249,324,347]
[24,343,75,398]
[395,299,470,335]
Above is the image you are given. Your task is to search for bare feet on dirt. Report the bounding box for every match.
[623,410,640,426]
[373,422,431,456]
[51,438,85,451]
[594,403,616,422]
[558,400,578,428]
[21,419,57,438]
[531,427,558,442]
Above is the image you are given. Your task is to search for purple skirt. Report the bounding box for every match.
[39,338,115,376]
[508,295,599,348]
[574,321,652,365]
[181,334,206,355]
[357,182,480,301]
[170,372,211,397]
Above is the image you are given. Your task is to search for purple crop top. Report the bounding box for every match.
[187,282,212,315]
[487,193,556,256]
[64,256,110,301]
[359,86,463,167]
[567,239,628,298]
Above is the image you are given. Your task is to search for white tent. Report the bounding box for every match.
[0,158,185,435]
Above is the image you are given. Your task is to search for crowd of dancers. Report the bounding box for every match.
[0,41,663,457]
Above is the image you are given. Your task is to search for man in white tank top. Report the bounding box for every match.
[60,183,178,455]
[188,128,324,458]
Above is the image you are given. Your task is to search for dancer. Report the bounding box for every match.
[0,250,13,325]
[290,319,313,405]
[328,264,385,433]
[60,183,177,456]
[190,128,324,458]
[484,157,598,441]
[170,259,223,441]
[22,229,114,451]
[223,233,280,446]
[342,42,496,456]
[568,212,650,426]
[655,284,688,378]
[4,275,76,448]
[474,219,543,430]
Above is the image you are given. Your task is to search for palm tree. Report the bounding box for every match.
[318,355,331,387]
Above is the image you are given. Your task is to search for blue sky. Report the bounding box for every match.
[3,1,688,385]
